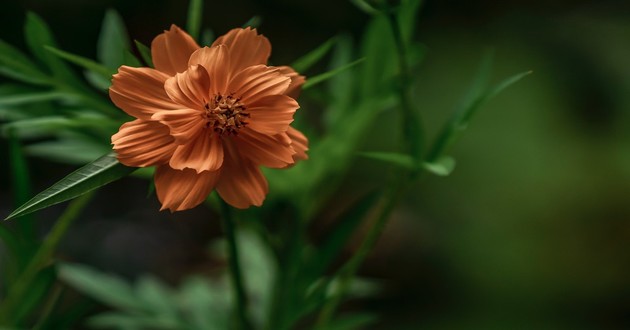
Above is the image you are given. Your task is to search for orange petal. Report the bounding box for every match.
[112,119,176,167]
[230,65,290,104]
[188,45,230,95]
[234,128,296,168]
[286,126,309,162]
[155,165,219,212]
[216,143,268,208]
[212,27,271,74]
[278,66,306,99]
[164,64,210,109]
[151,25,200,76]
[246,95,298,135]
[152,109,205,143]
[109,66,178,120]
[170,133,224,173]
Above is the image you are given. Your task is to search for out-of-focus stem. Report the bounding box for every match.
[219,201,253,330]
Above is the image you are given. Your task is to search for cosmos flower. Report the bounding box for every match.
[110,25,308,211]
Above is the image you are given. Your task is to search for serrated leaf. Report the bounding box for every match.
[291,37,337,73]
[97,10,130,69]
[45,46,115,81]
[5,153,135,220]
[134,40,154,67]
[58,263,144,312]
[423,156,456,176]
[186,0,204,41]
[358,151,416,169]
[24,12,80,85]
[303,58,364,90]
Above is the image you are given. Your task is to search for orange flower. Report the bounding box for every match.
[110,25,308,211]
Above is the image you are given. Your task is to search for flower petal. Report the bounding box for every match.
[170,132,224,172]
[286,126,309,162]
[164,64,210,109]
[109,66,179,120]
[216,143,268,208]
[233,128,296,168]
[155,165,219,212]
[212,27,271,73]
[278,66,306,99]
[246,95,298,135]
[152,109,205,143]
[151,25,200,76]
[188,45,230,95]
[112,119,176,167]
[230,65,290,104]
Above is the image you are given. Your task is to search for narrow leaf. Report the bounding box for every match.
[422,156,456,176]
[0,40,49,85]
[45,46,115,80]
[97,10,130,69]
[24,12,80,85]
[242,16,262,29]
[303,58,364,90]
[0,91,76,107]
[58,263,144,311]
[186,0,204,41]
[349,0,380,15]
[327,313,378,330]
[291,37,337,73]
[358,151,416,170]
[4,153,135,220]
[134,40,154,67]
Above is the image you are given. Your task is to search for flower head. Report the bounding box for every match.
[110,25,308,211]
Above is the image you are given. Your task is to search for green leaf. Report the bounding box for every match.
[0,40,49,85]
[13,266,56,325]
[58,263,144,311]
[422,156,456,176]
[134,40,154,67]
[135,276,178,317]
[0,91,77,107]
[349,0,380,15]
[327,313,378,330]
[303,58,364,90]
[4,153,135,220]
[24,12,80,85]
[7,129,35,237]
[97,10,130,69]
[45,46,115,81]
[25,139,111,165]
[242,16,262,29]
[291,37,337,73]
[200,28,215,46]
[87,312,180,329]
[186,0,204,41]
[358,151,416,169]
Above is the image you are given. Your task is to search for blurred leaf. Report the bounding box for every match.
[5,153,135,220]
[242,16,262,29]
[25,137,111,164]
[349,0,380,15]
[88,312,180,330]
[58,263,144,312]
[135,276,178,319]
[200,28,215,46]
[186,0,204,41]
[358,151,416,169]
[84,70,111,90]
[13,266,56,325]
[123,50,142,67]
[0,40,49,85]
[291,37,337,73]
[306,191,380,280]
[422,156,456,176]
[134,40,154,67]
[2,113,117,139]
[178,277,227,330]
[45,46,115,81]
[7,129,35,241]
[326,313,378,330]
[358,15,396,98]
[325,34,354,123]
[97,10,130,70]
[0,91,77,107]
[303,58,364,90]
[24,12,81,86]
[397,0,424,45]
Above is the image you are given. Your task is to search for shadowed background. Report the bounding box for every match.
[1,0,630,328]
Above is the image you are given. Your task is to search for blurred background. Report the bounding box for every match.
[1,0,630,328]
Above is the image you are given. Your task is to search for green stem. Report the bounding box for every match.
[0,192,93,324]
[219,201,253,330]
[32,284,63,330]
[315,9,423,328]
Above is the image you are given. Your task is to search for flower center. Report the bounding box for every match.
[204,94,250,136]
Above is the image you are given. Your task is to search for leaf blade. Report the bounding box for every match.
[4,153,135,220]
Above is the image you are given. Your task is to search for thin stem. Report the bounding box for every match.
[219,201,253,330]
[0,192,94,325]
[32,284,63,330]
[315,9,424,328]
